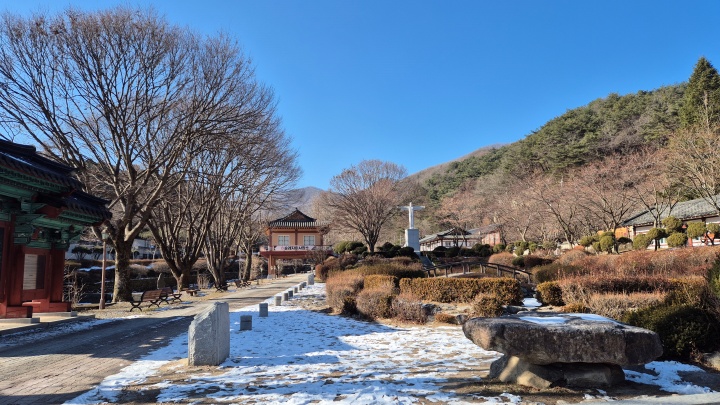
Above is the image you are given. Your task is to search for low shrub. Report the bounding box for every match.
[633,234,652,251]
[471,293,504,317]
[356,287,395,319]
[363,274,398,290]
[325,272,364,314]
[432,246,447,258]
[512,255,525,267]
[391,293,427,324]
[473,243,493,257]
[587,292,666,320]
[557,275,675,305]
[434,312,458,324]
[622,304,720,360]
[562,302,590,313]
[536,281,564,306]
[555,249,589,265]
[344,262,425,280]
[399,277,522,304]
[524,255,552,269]
[446,246,461,258]
[532,262,583,283]
[488,252,514,267]
[315,264,330,282]
[492,243,506,253]
[666,277,715,309]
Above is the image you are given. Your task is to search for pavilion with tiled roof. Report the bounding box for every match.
[0,140,111,318]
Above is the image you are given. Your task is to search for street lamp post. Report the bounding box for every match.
[99,230,109,310]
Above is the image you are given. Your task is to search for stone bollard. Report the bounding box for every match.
[188,302,230,366]
[282,292,289,302]
[287,289,293,298]
[293,286,298,293]
[308,274,315,285]
[259,302,268,317]
[301,281,307,288]
[275,295,282,306]
[239,315,252,331]
[298,283,303,291]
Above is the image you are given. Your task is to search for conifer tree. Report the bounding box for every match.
[679,57,720,128]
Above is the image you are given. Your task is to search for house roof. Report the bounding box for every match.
[268,208,329,228]
[622,195,720,227]
[420,224,502,244]
[420,228,471,243]
[0,139,111,225]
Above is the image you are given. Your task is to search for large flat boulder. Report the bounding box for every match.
[463,314,662,366]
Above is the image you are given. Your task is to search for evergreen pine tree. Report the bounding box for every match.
[679,57,720,128]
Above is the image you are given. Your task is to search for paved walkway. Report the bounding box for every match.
[0,274,309,405]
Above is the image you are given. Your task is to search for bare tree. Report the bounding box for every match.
[625,149,681,227]
[667,123,720,215]
[572,155,641,237]
[0,8,276,301]
[201,124,299,288]
[324,160,408,253]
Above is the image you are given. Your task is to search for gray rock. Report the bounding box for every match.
[239,314,252,331]
[188,302,230,366]
[463,314,662,366]
[490,355,625,389]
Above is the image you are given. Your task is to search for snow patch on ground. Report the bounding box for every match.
[65,284,716,404]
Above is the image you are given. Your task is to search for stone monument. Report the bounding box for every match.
[399,202,424,252]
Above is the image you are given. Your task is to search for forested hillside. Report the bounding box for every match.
[418,56,720,248]
[425,85,685,203]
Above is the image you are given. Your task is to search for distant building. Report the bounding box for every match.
[259,209,331,276]
[0,140,110,318]
[419,224,503,252]
[623,195,720,248]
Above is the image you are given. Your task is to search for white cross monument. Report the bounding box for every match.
[399,202,424,251]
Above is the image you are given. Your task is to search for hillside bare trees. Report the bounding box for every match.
[324,160,408,253]
[0,7,285,300]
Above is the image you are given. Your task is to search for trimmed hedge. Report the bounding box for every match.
[356,287,395,319]
[364,274,398,290]
[345,263,426,280]
[536,281,564,306]
[471,293,504,317]
[399,277,522,305]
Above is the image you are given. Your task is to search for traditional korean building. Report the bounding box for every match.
[419,224,503,252]
[0,140,110,318]
[259,209,331,276]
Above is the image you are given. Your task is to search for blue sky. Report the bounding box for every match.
[2,1,720,190]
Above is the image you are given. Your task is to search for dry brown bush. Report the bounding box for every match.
[555,249,589,265]
[557,275,674,305]
[587,292,666,320]
[356,286,395,319]
[488,252,514,267]
[471,293,504,317]
[326,272,364,314]
[391,293,427,324]
[434,312,458,324]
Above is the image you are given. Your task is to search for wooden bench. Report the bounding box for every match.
[234,279,251,288]
[182,288,199,296]
[129,289,165,312]
[215,283,229,292]
[160,287,183,304]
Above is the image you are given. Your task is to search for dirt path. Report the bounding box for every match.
[0,274,307,405]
